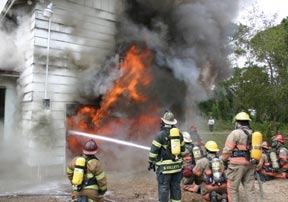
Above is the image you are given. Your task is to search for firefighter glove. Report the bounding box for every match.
[148,161,156,172]
[98,189,106,195]
[265,166,273,172]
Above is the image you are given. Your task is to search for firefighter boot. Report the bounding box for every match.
[77,196,88,202]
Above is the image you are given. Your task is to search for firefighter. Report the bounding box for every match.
[256,141,271,171]
[190,125,206,155]
[221,112,256,202]
[193,141,227,202]
[67,139,107,202]
[271,134,288,176]
[190,125,202,144]
[256,141,275,181]
[182,131,195,185]
[148,111,185,202]
[182,131,201,193]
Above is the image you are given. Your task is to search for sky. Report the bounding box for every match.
[232,0,288,67]
[239,0,288,25]
[258,0,288,20]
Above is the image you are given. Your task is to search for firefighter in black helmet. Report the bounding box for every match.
[148,111,185,202]
[67,139,107,202]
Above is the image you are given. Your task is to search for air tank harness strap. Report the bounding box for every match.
[82,155,97,188]
[75,155,97,191]
[242,129,252,161]
[232,150,248,158]
[82,177,97,187]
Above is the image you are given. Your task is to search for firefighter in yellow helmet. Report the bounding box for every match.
[193,141,227,202]
[148,111,185,202]
[221,112,256,202]
[67,139,107,202]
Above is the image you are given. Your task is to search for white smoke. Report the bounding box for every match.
[0,6,31,71]
[0,31,22,70]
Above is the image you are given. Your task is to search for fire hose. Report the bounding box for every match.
[0,193,116,202]
[0,193,70,197]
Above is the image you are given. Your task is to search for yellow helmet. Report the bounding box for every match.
[161,111,177,125]
[182,132,192,143]
[234,112,251,122]
[205,140,219,152]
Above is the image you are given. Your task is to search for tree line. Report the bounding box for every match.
[198,17,288,139]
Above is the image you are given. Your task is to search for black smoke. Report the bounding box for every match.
[117,0,238,121]
[77,0,239,126]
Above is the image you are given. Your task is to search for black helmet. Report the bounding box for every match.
[83,139,98,155]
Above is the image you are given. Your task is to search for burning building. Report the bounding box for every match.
[0,0,122,177]
[0,0,239,178]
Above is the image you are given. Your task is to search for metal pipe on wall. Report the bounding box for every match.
[43,2,53,109]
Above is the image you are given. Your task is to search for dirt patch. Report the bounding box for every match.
[0,171,287,202]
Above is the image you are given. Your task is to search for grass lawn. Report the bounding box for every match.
[197,130,230,151]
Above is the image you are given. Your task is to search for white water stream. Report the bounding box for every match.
[68,130,150,151]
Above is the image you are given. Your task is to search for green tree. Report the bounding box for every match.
[225,65,272,121]
[249,18,288,130]
[199,18,288,136]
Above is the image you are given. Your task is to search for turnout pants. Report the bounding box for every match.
[71,188,104,202]
[157,169,182,202]
[226,164,256,202]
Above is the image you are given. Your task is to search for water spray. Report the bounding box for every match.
[68,130,150,151]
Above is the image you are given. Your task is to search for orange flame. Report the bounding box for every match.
[90,45,154,128]
[66,45,160,142]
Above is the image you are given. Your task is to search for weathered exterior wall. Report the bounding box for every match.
[18,0,121,175]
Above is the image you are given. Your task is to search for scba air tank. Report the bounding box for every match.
[211,158,222,182]
[170,128,181,159]
[270,151,280,169]
[250,131,263,161]
[72,157,86,185]
[192,146,202,162]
